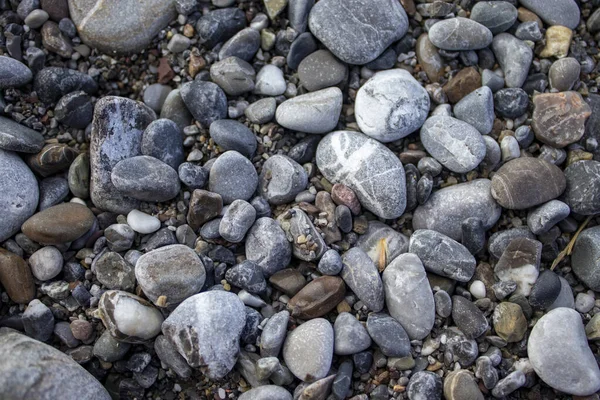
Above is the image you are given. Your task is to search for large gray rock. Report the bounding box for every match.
[429,17,493,51]
[0,56,32,89]
[0,149,39,242]
[572,226,600,291]
[90,96,155,213]
[245,217,292,277]
[68,0,177,54]
[282,318,333,382]
[316,131,406,219]
[0,328,111,400]
[562,160,600,215]
[111,155,180,202]
[355,69,430,143]
[492,34,533,89]
[162,291,246,379]
[0,117,44,153]
[382,253,435,340]
[341,248,384,312]
[528,308,600,396]
[275,87,342,134]
[308,0,408,65]
[519,0,580,29]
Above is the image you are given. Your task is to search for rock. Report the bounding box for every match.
[105,224,134,252]
[22,299,54,341]
[333,312,371,355]
[429,17,493,50]
[416,33,445,83]
[318,249,343,275]
[282,318,333,382]
[259,155,307,205]
[527,200,570,235]
[254,64,286,96]
[547,276,575,311]
[245,98,277,124]
[0,55,32,89]
[298,49,347,92]
[55,91,93,129]
[0,117,44,154]
[245,217,292,277]
[382,253,435,340]
[239,386,292,400]
[316,130,406,219]
[0,328,111,399]
[443,67,482,104]
[143,84,171,113]
[420,115,485,173]
[162,291,246,379]
[41,21,72,58]
[218,28,260,62]
[154,335,191,378]
[355,220,409,270]
[186,189,223,230]
[409,229,476,282]
[210,57,255,96]
[413,179,501,242]
[22,203,94,245]
[210,119,256,159]
[225,260,266,294]
[127,209,160,234]
[470,1,518,34]
[219,200,256,243]
[68,0,176,53]
[444,370,484,400]
[111,156,180,202]
[0,150,39,242]
[93,330,130,363]
[180,80,227,128]
[27,143,78,178]
[532,92,591,148]
[28,246,62,281]
[482,69,505,93]
[136,245,206,307]
[37,178,73,211]
[308,0,408,65]
[528,308,600,396]
[494,237,541,296]
[288,276,345,319]
[278,208,326,261]
[260,310,289,357]
[141,119,184,170]
[34,67,98,104]
[494,88,529,119]
[519,0,580,29]
[549,58,580,92]
[516,20,543,41]
[452,295,489,339]
[434,290,452,318]
[0,249,36,304]
[289,0,314,33]
[340,248,384,312]
[491,157,566,210]
[178,162,208,191]
[453,86,494,135]
[354,69,430,143]
[167,33,190,53]
[572,226,600,291]
[563,161,600,215]
[366,313,410,357]
[275,87,342,134]
[160,89,193,131]
[492,302,527,342]
[492,33,533,89]
[209,151,258,204]
[407,371,443,400]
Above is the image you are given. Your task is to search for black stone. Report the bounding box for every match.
[494,88,529,119]
[34,67,98,104]
[529,270,561,310]
[54,91,93,129]
[196,8,246,49]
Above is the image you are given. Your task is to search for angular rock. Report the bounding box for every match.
[94,251,135,290]
[494,237,541,296]
[275,87,342,134]
[453,86,494,135]
[282,318,333,382]
[254,64,286,96]
[259,155,307,205]
[186,189,223,230]
[218,28,260,62]
[429,17,493,51]
[527,200,570,235]
[333,312,371,356]
[260,310,290,358]
[340,247,384,312]
[444,370,484,400]
[225,260,266,294]
[492,33,533,89]
[563,160,600,215]
[245,217,292,277]
[494,88,529,119]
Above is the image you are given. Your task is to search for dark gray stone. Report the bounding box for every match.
[180,80,227,128]
[519,0,580,29]
[572,226,600,291]
[260,310,289,358]
[527,200,570,234]
[341,247,385,312]
[298,49,347,92]
[178,162,208,190]
[549,57,580,92]
[452,295,489,339]
[0,116,45,153]
[515,21,543,41]
[209,150,258,204]
[287,32,318,70]
[160,89,192,131]
[54,91,93,129]
[289,0,314,33]
[562,160,600,215]
[0,55,32,89]
[488,228,535,259]
[470,1,518,34]
[218,28,260,62]
[453,86,493,134]
[245,217,292,277]
[210,120,257,159]
[429,17,493,50]
[94,251,135,290]
[105,223,135,252]
[259,155,307,205]
[210,57,255,96]
[196,7,246,49]
[529,270,561,309]
[22,299,55,341]
[111,156,180,202]
[366,313,410,357]
[494,88,529,119]
[225,260,266,294]
[333,312,371,355]
[141,119,184,170]
[407,371,443,400]
[34,67,98,104]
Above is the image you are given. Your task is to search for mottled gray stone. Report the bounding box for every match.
[355,69,429,143]
[245,98,277,124]
[22,299,54,341]
[225,260,266,294]
[0,116,44,154]
[488,228,535,259]
[366,313,410,357]
[178,162,208,191]
[308,0,408,65]
[383,253,435,340]
[429,17,493,51]
[143,84,171,113]
[453,86,494,135]
[318,249,343,275]
[278,207,327,261]
[519,0,580,29]
[288,0,314,33]
[259,155,307,205]
[180,80,227,128]
[341,247,384,312]
[470,1,518,34]
[494,88,529,119]
[572,226,600,291]
[409,229,476,282]
[494,237,541,296]
[111,156,180,202]
[245,217,292,277]
[219,199,256,243]
[239,386,292,400]
[105,223,134,252]
[407,371,443,400]
[515,20,543,41]
[452,295,489,339]
[282,318,333,382]
[549,58,580,92]
[355,220,409,270]
[492,33,533,88]
[93,330,131,362]
[141,119,184,170]
[34,67,98,105]
[333,312,371,355]
[275,87,342,134]
[482,69,505,93]
[218,28,260,62]
[94,251,135,290]
[0,56,32,89]
[210,119,257,159]
[298,49,347,92]
[38,177,69,210]
[260,310,289,358]
[196,8,246,48]
[254,64,286,96]
[210,57,255,96]
[209,150,258,204]
[527,200,570,235]
[562,160,600,215]
[316,130,406,219]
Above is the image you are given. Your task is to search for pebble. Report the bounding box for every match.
[492,301,527,342]
[547,276,575,311]
[209,151,258,204]
[528,308,600,396]
[452,295,489,339]
[218,28,260,62]
[519,0,580,29]
[420,115,485,173]
[288,276,345,318]
[288,0,313,33]
[501,136,520,162]
[332,360,352,400]
[23,298,55,341]
[429,17,493,51]
[491,157,566,210]
[37,177,67,211]
[434,290,452,318]
[282,318,333,381]
[341,247,384,312]
[470,1,518,34]
[160,89,192,130]
[219,200,256,243]
[443,370,484,400]
[94,251,135,290]
[260,310,289,357]
[167,34,190,53]
[549,58,580,91]
[24,9,50,29]
[141,119,184,170]
[210,57,255,96]
[575,292,595,313]
[186,189,223,230]
[245,217,292,277]
[41,21,72,58]
[383,253,434,340]
[492,33,533,88]
[278,207,326,261]
[407,371,443,400]
[54,91,93,129]
[275,87,342,134]
[143,84,171,113]
[563,160,600,215]
[178,163,208,191]
[334,312,371,355]
[316,130,406,219]
[572,226,600,291]
[354,69,429,143]
[494,237,541,296]
[298,49,347,92]
[416,33,445,83]
[0,55,32,89]
[197,7,246,48]
[529,270,561,309]
[366,313,410,357]
[526,200,570,235]
[111,156,180,202]
[245,98,276,124]
[453,86,494,135]
[68,0,176,53]
[225,260,266,294]
[29,245,63,280]
[515,20,542,41]
[254,64,286,96]
[0,249,35,303]
[180,80,227,128]
[494,88,529,119]
[0,117,44,154]
[34,67,98,104]
[239,386,292,400]
[126,209,161,234]
[318,249,343,275]
[162,291,246,379]
[22,203,94,245]
[259,155,307,205]
[443,66,481,104]
[308,0,408,65]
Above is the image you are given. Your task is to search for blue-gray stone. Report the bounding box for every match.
[519,0,580,29]
[341,247,384,312]
[111,156,180,203]
[141,119,184,170]
[180,80,227,128]
[470,1,518,34]
[492,33,533,89]
[453,86,494,135]
[0,116,45,153]
[429,17,493,51]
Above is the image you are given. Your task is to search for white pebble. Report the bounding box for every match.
[127,210,161,234]
[28,246,63,281]
[575,292,595,313]
[70,197,87,205]
[469,280,486,299]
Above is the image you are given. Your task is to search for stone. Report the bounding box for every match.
[105,224,134,252]
[549,57,580,92]
[40,21,72,58]
[288,276,345,319]
[187,189,223,230]
[162,291,246,379]
[210,57,255,96]
[529,308,600,396]
[470,1,518,34]
[167,33,190,53]
[494,237,541,296]
[308,0,408,65]
[225,260,266,294]
[0,117,44,154]
[209,119,256,159]
[482,69,505,93]
[22,203,94,245]
[332,360,352,400]
[275,87,342,134]
[453,86,494,135]
[25,10,50,29]
[127,209,160,234]
[519,0,580,29]
[443,370,484,400]
[366,313,410,357]
[283,318,333,382]
[529,269,561,309]
[492,302,527,342]
[355,220,409,270]
[354,69,430,143]
[491,157,566,210]
[245,98,277,124]
[141,119,184,170]
[269,268,306,296]
[245,217,292,277]
[316,130,406,219]
[34,67,98,105]
[416,33,445,83]
[527,200,570,235]
[68,0,176,54]
[278,208,326,261]
[178,163,208,191]
[219,200,256,243]
[259,155,307,205]
[260,310,290,357]
[516,20,543,41]
[289,0,314,33]
[434,290,452,317]
[492,33,533,89]
[209,151,258,204]
[532,92,591,148]
[0,249,36,304]
[494,88,529,119]
[55,91,93,129]
[547,276,575,311]
[143,84,171,113]
[0,56,32,89]
[382,253,435,340]
[254,64,286,96]
[563,161,600,215]
[333,312,371,356]
[27,143,78,177]
[445,327,479,366]
[413,179,501,242]
[22,299,54,341]
[452,295,489,339]
[420,115,485,173]
[572,226,600,291]
[407,371,443,400]
[38,177,68,211]
[429,17,493,51]
[28,246,62,281]
[93,330,131,362]
[111,156,180,202]
[218,28,260,62]
[298,49,347,92]
[443,67,481,104]
[318,249,343,275]
[180,80,227,128]
[340,247,384,312]
[160,89,193,131]
[239,386,292,400]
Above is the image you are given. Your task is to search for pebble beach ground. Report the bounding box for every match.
[0,0,600,399]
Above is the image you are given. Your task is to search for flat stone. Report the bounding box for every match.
[443,67,481,104]
[275,87,342,134]
[492,33,533,89]
[22,203,94,245]
[288,276,345,319]
[333,312,371,355]
[209,151,258,204]
[0,55,32,89]
[209,120,256,160]
[340,247,384,312]
[27,143,78,177]
[316,130,406,219]
[572,226,600,291]
[366,313,410,357]
[549,58,580,92]
[453,86,494,134]
[259,155,307,205]
[180,80,227,128]
[355,69,430,143]
[196,7,246,48]
[111,156,180,202]
[527,200,570,235]
[308,0,408,65]
[282,318,333,382]
[34,67,98,104]
[186,189,223,230]
[563,160,600,215]
[452,295,489,339]
[141,119,184,170]
[269,268,306,296]
[245,217,292,277]
[429,17,493,51]
[470,1,518,34]
[68,0,176,54]
[218,28,260,62]
[494,237,541,296]
[298,50,347,92]
[355,220,409,270]
[519,0,580,29]
[416,33,445,83]
[219,200,256,243]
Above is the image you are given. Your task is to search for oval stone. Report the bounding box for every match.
[288,276,346,319]
[0,249,35,304]
[470,1,518,34]
[340,248,384,312]
[282,318,333,382]
[532,92,591,148]
[21,203,94,245]
[492,33,533,89]
[111,156,180,202]
[0,116,45,153]
[572,226,600,291]
[275,87,342,134]
[428,17,493,51]
[562,160,600,215]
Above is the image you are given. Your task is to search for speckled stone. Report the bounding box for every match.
[492,33,533,88]
[180,80,227,128]
[341,247,384,312]
[562,160,600,215]
[0,116,44,153]
[532,92,591,148]
[245,217,292,277]
[572,226,600,291]
[519,0,580,29]
[282,318,333,382]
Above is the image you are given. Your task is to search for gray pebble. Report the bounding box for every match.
[260,310,290,358]
[245,98,276,124]
[0,55,32,89]
[209,119,257,158]
[434,290,452,318]
[429,17,493,51]
[481,69,505,93]
[210,56,256,96]
[563,160,600,215]
[452,295,489,339]
[245,217,292,277]
[209,150,258,204]
[492,33,533,89]
[259,155,307,205]
[366,313,410,357]
[180,80,227,128]
[283,318,333,381]
[178,162,208,190]
[23,299,55,341]
[196,8,246,49]
[160,89,193,131]
[0,116,45,153]
[334,312,371,355]
[407,371,443,400]
[111,156,180,202]
[494,88,529,119]
[54,91,93,129]
[218,28,260,61]
[105,224,135,252]
[219,199,256,243]
[515,21,543,42]
[572,226,600,291]
[527,200,570,235]
[341,247,385,312]
[94,251,135,290]
[254,64,286,96]
[318,249,343,275]
[141,119,184,170]
[470,1,517,34]
[298,49,347,92]
[454,86,494,135]
[519,0,580,29]
[225,260,266,294]
[276,87,342,134]
[29,246,62,281]
[143,83,171,113]
[38,176,69,210]
[549,57,580,92]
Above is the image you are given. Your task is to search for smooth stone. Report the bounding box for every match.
[259,155,307,205]
[218,28,260,62]
[260,310,290,357]
[143,84,171,113]
[412,179,501,242]
[492,33,533,88]
[515,20,543,41]
[308,0,408,65]
[55,91,93,129]
[186,189,223,231]
[341,247,384,312]
[491,157,566,210]
[547,276,575,311]
[246,217,292,277]
[0,149,39,242]
[141,119,184,170]
[383,253,434,340]
[225,260,265,294]
[298,49,347,92]
[572,226,600,291]
[333,312,371,355]
[105,223,134,252]
[453,86,494,135]
[276,87,342,134]
[111,156,180,202]
[482,69,505,93]
[28,246,62,281]
[416,33,445,83]
[444,370,484,400]
[278,207,326,261]
[239,386,292,400]
[316,130,406,219]
[420,115,485,174]
[527,200,570,234]
[549,58,580,92]
[68,0,176,54]
[529,270,561,309]
[528,308,600,396]
[27,143,78,178]
[0,117,44,153]
[34,67,98,104]
[180,80,227,128]
[241,307,262,345]
[282,318,333,382]
[332,360,353,400]
[21,203,93,245]
[494,237,541,296]
[288,276,345,319]
[470,1,518,34]
[196,8,246,49]
[154,335,191,379]
[355,69,430,143]
[127,209,160,234]
[429,17,493,51]
[0,55,32,89]
[22,299,55,341]
[366,313,410,357]
[355,220,409,270]
[452,295,489,339]
[245,98,276,124]
[209,120,256,159]
[0,249,35,303]
[219,200,256,243]
[409,229,476,282]
[210,57,255,96]
[494,88,529,119]
[318,249,343,275]
[563,161,600,215]
[434,290,452,318]
[209,151,258,204]
[288,0,314,33]
[407,371,443,400]
[167,33,190,53]
[519,0,580,29]
[254,64,286,96]
[162,291,246,379]
[160,89,193,131]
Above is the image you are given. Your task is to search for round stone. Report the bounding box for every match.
[254,64,286,96]
[209,119,257,159]
[0,55,32,89]
[275,87,343,134]
[298,50,348,92]
[209,150,258,204]
[29,246,63,281]
[210,56,255,96]
[259,155,308,205]
[334,312,371,355]
[282,318,333,382]
[245,217,292,277]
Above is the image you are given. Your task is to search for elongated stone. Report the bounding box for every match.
[21,203,95,245]
[288,276,345,319]
[416,34,444,83]
[0,116,44,153]
[519,0,580,29]
[492,33,533,89]
[275,87,342,134]
[340,247,384,312]
[572,226,600,291]
[366,313,410,357]
[429,17,493,51]
[0,249,35,304]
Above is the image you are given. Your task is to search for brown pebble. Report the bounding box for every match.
[444,370,484,400]
[41,21,73,58]
[41,0,69,22]
[269,268,306,297]
[186,189,223,231]
[315,191,342,244]
[331,184,361,215]
[517,7,543,27]
[21,203,95,245]
[288,276,345,319]
[157,57,175,84]
[27,143,79,177]
[443,67,481,104]
[0,249,36,304]
[416,33,445,83]
[493,302,527,342]
[70,319,93,341]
